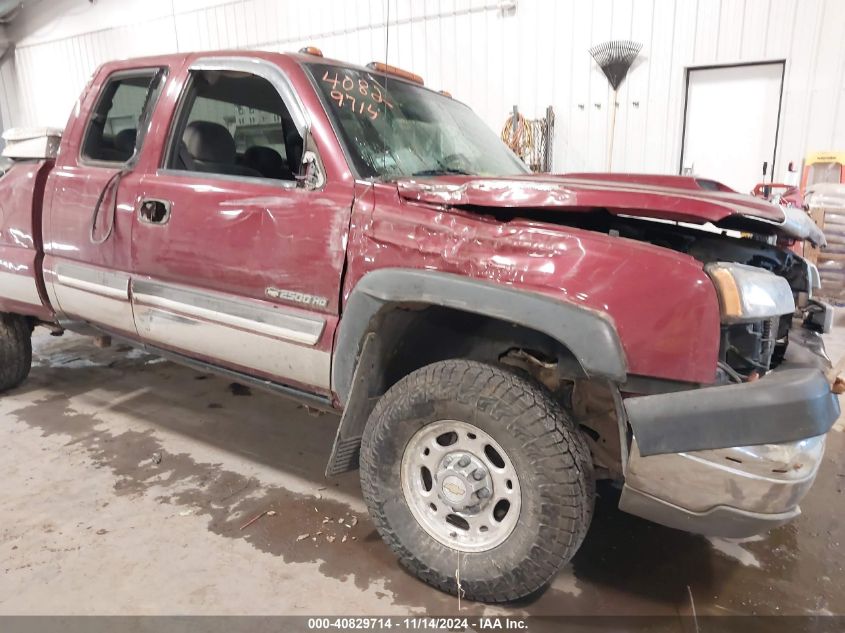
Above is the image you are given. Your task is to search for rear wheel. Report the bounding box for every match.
[0,313,32,392]
[360,359,594,603]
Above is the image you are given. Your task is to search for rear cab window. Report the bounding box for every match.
[81,68,167,164]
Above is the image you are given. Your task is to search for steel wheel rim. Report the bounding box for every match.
[400,419,522,553]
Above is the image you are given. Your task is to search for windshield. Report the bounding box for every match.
[306,62,529,180]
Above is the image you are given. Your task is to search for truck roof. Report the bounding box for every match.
[96,49,437,92]
[98,49,399,77]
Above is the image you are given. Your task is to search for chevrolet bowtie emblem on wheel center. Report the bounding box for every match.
[441,476,467,501]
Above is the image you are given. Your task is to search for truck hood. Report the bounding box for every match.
[395,173,825,247]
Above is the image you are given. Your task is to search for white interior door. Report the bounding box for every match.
[681,62,784,194]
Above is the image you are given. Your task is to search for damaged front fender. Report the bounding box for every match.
[332,268,628,405]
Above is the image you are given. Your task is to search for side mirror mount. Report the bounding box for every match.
[299,150,325,189]
[295,126,325,190]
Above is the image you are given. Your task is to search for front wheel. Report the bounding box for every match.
[359,359,594,603]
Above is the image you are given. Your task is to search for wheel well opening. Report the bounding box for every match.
[372,305,627,479]
[368,304,586,396]
[331,303,625,479]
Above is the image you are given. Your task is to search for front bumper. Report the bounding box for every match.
[619,330,840,538]
[619,434,825,537]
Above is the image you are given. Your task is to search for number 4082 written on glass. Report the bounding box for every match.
[322,70,394,120]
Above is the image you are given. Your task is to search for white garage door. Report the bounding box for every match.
[680,62,785,194]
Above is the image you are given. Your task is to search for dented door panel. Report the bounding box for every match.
[127,172,351,392]
[132,277,331,389]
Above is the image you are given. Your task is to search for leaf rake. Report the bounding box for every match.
[589,40,642,170]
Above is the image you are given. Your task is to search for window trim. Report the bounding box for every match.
[160,55,317,188]
[156,168,301,190]
[78,66,167,169]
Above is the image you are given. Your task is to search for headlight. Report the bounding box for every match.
[705,262,796,323]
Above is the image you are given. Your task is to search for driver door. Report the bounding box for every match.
[129,57,354,394]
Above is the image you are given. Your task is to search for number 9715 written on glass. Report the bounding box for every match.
[322,70,394,120]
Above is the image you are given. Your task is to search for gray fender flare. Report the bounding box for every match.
[332,268,627,403]
[326,269,627,475]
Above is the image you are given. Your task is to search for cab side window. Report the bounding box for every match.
[81,70,162,164]
[166,70,303,181]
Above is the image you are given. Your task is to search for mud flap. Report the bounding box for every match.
[325,332,384,476]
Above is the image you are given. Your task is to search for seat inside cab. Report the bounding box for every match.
[169,69,303,182]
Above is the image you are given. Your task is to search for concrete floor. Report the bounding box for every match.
[0,328,843,616]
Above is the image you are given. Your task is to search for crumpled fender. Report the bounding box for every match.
[331,268,627,405]
[341,183,722,385]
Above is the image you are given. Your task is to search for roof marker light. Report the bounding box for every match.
[299,46,324,57]
[366,62,424,85]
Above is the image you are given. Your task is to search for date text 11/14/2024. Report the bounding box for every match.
[306,617,528,630]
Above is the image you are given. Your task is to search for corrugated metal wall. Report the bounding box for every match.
[4,0,844,182]
[0,51,18,141]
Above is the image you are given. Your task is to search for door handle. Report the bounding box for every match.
[138,198,172,224]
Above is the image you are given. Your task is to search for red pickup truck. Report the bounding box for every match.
[0,49,839,603]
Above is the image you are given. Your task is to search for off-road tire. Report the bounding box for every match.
[360,359,594,603]
[0,313,31,392]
